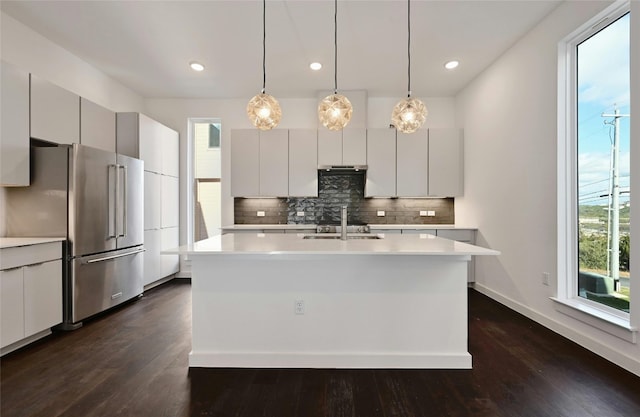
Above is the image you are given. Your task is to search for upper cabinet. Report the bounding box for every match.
[1,61,30,186]
[318,128,366,166]
[428,128,463,197]
[289,129,318,197]
[30,74,79,144]
[80,98,116,152]
[259,130,289,197]
[396,129,428,197]
[365,128,396,197]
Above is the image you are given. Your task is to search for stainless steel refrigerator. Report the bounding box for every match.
[7,144,144,328]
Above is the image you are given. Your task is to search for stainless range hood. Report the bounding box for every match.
[318,165,367,171]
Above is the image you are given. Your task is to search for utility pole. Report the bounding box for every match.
[602,106,630,290]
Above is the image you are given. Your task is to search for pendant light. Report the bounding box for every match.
[318,0,352,131]
[247,0,281,130]
[391,0,427,134]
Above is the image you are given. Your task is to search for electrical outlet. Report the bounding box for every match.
[420,210,428,216]
[377,210,385,217]
[294,299,305,315]
[427,211,436,217]
[257,211,266,217]
[542,272,550,286]
[296,211,305,217]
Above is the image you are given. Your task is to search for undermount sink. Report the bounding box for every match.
[302,234,382,240]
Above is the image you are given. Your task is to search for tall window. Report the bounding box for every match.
[576,12,630,313]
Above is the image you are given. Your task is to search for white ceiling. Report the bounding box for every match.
[1,0,562,99]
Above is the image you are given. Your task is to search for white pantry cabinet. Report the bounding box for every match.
[365,128,396,197]
[288,129,318,197]
[317,129,366,166]
[259,129,289,196]
[0,61,30,186]
[116,112,180,286]
[0,240,63,354]
[80,97,116,152]
[396,129,428,197]
[428,128,464,197]
[30,74,80,144]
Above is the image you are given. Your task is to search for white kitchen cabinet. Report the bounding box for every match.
[318,129,366,166]
[161,123,180,177]
[144,171,161,230]
[259,129,289,196]
[0,61,30,186]
[161,175,180,228]
[0,268,24,348]
[116,112,170,174]
[160,227,180,278]
[143,229,161,286]
[230,129,260,196]
[401,229,436,235]
[289,129,318,197]
[396,129,428,197]
[23,260,62,337]
[428,128,464,197]
[80,97,116,152]
[30,74,79,144]
[365,128,396,197]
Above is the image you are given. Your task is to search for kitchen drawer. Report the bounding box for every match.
[402,229,436,235]
[437,229,474,242]
[0,242,62,270]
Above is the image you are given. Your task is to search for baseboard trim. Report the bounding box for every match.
[473,283,640,377]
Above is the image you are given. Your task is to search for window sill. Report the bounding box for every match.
[551,297,637,343]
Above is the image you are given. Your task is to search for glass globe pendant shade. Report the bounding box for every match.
[391,97,427,133]
[247,93,282,130]
[318,93,353,131]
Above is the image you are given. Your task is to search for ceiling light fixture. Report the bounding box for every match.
[445,60,459,70]
[318,0,352,131]
[310,62,322,71]
[247,0,281,130]
[189,61,205,72]
[391,0,427,134]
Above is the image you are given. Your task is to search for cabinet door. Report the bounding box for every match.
[80,98,116,152]
[30,74,80,144]
[161,124,179,177]
[402,229,436,235]
[23,260,62,337]
[139,114,162,173]
[144,171,162,230]
[317,130,342,166]
[143,229,161,286]
[289,129,318,197]
[1,61,29,186]
[0,268,24,348]
[365,129,396,197]
[259,129,288,196]
[230,129,260,196]
[342,129,367,165]
[396,129,428,197]
[161,175,179,228]
[160,227,180,278]
[428,128,463,197]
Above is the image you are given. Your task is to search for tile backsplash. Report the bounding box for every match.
[234,171,454,225]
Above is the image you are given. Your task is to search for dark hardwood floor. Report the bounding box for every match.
[1,280,639,417]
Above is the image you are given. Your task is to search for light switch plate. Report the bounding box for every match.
[377,210,385,217]
[427,211,436,216]
[296,211,305,217]
[420,210,428,216]
[257,211,266,217]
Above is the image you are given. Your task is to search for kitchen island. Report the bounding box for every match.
[167,232,499,369]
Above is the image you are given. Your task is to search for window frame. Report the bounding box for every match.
[556,0,636,343]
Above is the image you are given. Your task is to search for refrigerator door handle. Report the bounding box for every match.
[107,164,117,239]
[83,248,145,264]
[119,165,128,238]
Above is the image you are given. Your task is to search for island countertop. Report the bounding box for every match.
[165,232,499,256]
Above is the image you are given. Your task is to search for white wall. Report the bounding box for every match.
[455,0,639,376]
[0,11,146,237]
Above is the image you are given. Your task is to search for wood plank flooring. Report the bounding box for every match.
[1,280,639,417]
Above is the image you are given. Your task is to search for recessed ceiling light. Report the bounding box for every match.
[189,61,205,72]
[310,62,322,71]
[444,60,459,70]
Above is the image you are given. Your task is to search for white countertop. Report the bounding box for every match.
[166,233,499,256]
[0,237,66,249]
[367,224,477,230]
[221,224,477,230]
[221,224,317,230]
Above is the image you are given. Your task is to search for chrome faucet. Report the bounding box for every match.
[341,205,348,241]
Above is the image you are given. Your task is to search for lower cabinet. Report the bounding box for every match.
[161,227,180,279]
[1,242,63,353]
[143,229,161,286]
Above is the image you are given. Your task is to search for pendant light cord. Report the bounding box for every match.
[334,0,338,94]
[262,0,266,94]
[407,0,411,98]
